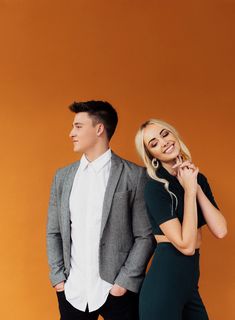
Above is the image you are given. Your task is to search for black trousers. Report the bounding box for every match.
[139,242,209,320]
[56,290,139,320]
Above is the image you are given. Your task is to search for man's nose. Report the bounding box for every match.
[69,128,75,138]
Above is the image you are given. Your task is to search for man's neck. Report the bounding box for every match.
[84,144,110,162]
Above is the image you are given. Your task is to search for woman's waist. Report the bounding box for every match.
[155,229,202,249]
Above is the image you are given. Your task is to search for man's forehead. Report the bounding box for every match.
[73,112,91,122]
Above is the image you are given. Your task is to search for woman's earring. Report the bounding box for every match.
[152,158,159,169]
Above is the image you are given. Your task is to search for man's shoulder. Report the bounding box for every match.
[112,153,146,182]
[113,153,144,171]
[54,160,80,178]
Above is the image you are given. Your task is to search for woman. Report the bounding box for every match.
[135,119,227,320]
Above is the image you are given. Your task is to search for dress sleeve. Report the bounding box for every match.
[144,180,177,227]
[198,173,219,209]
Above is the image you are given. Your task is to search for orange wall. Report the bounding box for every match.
[0,1,234,319]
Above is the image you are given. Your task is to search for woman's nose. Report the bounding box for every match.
[160,137,168,147]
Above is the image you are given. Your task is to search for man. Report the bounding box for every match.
[46,100,156,320]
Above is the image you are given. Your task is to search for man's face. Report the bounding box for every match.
[69,112,99,153]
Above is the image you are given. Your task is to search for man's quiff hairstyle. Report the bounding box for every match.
[69,100,118,141]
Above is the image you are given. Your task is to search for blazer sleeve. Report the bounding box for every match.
[46,171,66,287]
[114,168,156,292]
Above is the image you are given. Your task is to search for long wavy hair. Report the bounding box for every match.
[135,119,192,214]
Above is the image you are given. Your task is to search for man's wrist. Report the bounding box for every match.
[54,281,65,291]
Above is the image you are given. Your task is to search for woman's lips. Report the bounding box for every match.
[164,144,175,154]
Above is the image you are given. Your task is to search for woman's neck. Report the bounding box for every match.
[161,159,177,176]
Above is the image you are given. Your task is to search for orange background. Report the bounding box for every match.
[0,1,234,319]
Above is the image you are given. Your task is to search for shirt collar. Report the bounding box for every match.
[79,153,90,171]
[80,149,112,173]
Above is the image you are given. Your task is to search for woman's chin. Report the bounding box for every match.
[162,152,179,163]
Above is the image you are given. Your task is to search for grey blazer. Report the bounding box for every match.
[46,151,156,293]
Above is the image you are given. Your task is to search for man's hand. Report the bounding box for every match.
[110,284,127,297]
[54,281,65,292]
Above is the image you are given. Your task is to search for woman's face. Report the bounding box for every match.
[143,123,181,163]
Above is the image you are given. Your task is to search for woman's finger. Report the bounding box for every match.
[172,156,183,168]
[179,161,192,168]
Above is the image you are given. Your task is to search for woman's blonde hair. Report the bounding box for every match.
[135,119,192,214]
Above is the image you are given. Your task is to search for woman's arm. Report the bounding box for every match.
[160,189,198,255]
[197,185,227,238]
[160,166,199,255]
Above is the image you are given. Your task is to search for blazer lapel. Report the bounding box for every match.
[60,161,80,239]
[100,152,124,239]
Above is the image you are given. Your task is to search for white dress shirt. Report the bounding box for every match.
[64,149,113,312]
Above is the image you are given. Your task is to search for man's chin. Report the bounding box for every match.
[73,146,81,153]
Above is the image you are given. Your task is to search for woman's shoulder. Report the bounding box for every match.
[197,171,208,186]
[145,176,164,189]
[144,176,169,198]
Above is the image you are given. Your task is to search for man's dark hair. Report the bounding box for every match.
[69,100,118,141]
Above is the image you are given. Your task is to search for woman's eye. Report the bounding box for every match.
[151,142,158,148]
[162,131,169,137]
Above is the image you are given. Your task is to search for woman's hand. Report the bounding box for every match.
[172,156,196,172]
[173,157,199,194]
[178,166,199,194]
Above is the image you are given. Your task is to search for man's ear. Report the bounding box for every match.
[96,123,105,136]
